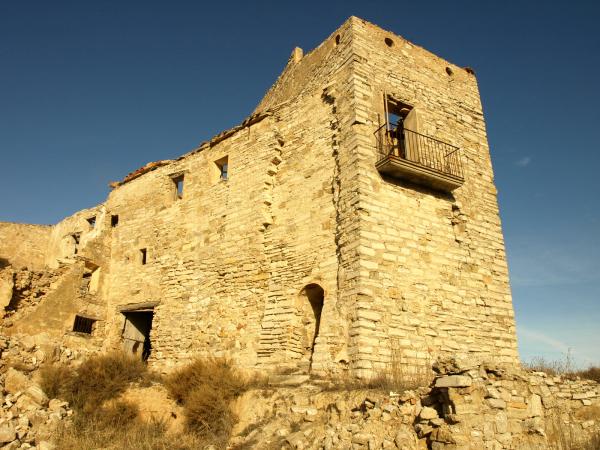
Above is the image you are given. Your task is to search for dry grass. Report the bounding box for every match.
[40,351,204,450]
[525,355,600,383]
[55,401,202,450]
[320,345,432,393]
[164,358,262,447]
[40,351,147,413]
[41,354,264,449]
[546,415,600,450]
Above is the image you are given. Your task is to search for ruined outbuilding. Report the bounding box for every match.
[0,17,519,376]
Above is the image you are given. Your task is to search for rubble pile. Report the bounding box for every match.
[230,358,600,449]
[0,334,82,450]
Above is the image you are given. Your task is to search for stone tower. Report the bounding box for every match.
[0,17,519,376]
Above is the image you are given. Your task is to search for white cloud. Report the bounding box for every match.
[515,156,532,167]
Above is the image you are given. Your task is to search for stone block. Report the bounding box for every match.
[435,375,472,388]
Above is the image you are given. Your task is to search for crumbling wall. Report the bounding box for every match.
[229,359,600,450]
[0,222,52,271]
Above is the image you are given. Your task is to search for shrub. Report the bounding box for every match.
[38,363,75,399]
[164,358,247,405]
[165,358,257,445]
[575,366,600,383]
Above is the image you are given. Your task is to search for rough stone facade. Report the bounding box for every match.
[0,17,518,376]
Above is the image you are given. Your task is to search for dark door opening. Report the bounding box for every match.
[121,309,154,361]
[300,284,324,372]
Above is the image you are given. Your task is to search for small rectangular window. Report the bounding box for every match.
[87,216,96,228]
[111,215,119,227]
[140,248,147,265]
[73,315,95,334]
[172,175,184,199]
[215,156,229,181]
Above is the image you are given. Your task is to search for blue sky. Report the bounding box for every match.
[1,0,598,367]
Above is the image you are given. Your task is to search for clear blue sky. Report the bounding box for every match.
[1,1,598,367]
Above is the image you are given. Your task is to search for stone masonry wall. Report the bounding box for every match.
[342,18,518,375]
[0,223,52,271]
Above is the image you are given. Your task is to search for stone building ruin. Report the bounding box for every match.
[0,17,519,377]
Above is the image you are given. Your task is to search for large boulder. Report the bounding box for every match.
[3,368,32,394]
[0,422,16,444]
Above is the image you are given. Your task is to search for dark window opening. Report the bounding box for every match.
[121,309,154,361]
[73,315,95,334]
[299,284,324,373]
[385,37,394,47]
[111,215,119,227]
[172,175,184,199]
[87,216,96,228]
[72,233,81,255]
[140,248,147,265]
[215,156,229,181]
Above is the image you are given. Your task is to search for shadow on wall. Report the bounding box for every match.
[0,258,10,269]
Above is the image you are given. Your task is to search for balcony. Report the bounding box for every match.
[374,123,464,192]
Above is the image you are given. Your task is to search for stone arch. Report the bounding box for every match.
[297,283,324,372]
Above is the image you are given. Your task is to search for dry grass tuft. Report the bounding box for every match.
[56,401,202,450]
[164,358,260,446]
[575,366,600,383]
[40,351,147,413]
[525,354,600,384]
[320,345,432,393]
[40,351,206,449]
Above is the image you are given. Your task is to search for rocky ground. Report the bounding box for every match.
[0,329,598,450]
[0,334,85,450]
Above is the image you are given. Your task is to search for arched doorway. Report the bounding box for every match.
[298,284,324,372]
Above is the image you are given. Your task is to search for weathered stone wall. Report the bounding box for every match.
[230,359,600,450]
[0,223,52,271]
[339,18,518,374]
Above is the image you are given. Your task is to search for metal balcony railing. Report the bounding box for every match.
[374,123,464,180]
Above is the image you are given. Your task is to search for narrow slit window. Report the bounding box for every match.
[172,175,184,199]
[215,156,229,181]
[87,216,96,228]
[73,315,95,334]
[72,233,81,255]
[111,215,119,227]
[140,248,147,265]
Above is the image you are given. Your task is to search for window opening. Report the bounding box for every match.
[140,248,147,265]
[215,156,229,181]
[71,233,81,255]
[73,315,95,334]
[81,262,100,294]
[172,175,184,199]
[111,215,119,227]
[87,216,96,228]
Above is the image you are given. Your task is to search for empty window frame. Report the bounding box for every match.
[87,216,96,228]
[111,215,119,227]
[170,174,184,200]
[71,233,81,255]
[73,315,95,334]
[215,156,229,181]
[140,248,147,265]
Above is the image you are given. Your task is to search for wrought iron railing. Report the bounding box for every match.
[374,123,464,179]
